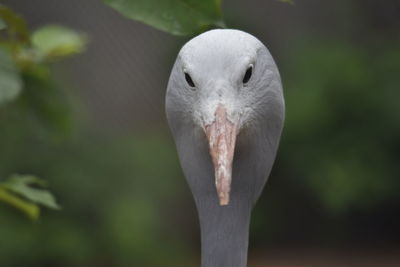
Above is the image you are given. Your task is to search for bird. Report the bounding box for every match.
[165,29,285,267]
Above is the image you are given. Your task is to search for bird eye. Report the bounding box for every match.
[185,72,195,87]
[242,65,253,84]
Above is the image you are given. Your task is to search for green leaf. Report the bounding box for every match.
[0,5,29,42]
[103,0,225,35]
[2,174,61,210]
[0,186,40,220]
[32,25,87,61]
[0,47,23,105]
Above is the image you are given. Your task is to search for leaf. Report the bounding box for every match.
[0,5,30,42]
[2,174,61,210]
[103,0,225,35]
[32,25,87,61]
[0,186,40,220]
[0,47,23,105]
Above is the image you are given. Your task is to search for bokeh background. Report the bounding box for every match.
[1,0,400,266]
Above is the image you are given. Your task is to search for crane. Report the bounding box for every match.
[166,29,285,267]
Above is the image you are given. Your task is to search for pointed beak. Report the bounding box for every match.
[204,104,238,206]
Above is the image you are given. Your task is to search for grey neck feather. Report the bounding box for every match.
[196,194,252,267]
[182,132,253,267]
[169,125,278,267]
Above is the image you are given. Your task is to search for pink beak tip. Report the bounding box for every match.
[219,196,230,206]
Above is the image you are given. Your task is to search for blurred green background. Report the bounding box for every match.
[1,0,399,266]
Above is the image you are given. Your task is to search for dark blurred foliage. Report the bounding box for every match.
[0,5,86,219]
[0,133,191,267]
[251,39,400,250]
[283,40,400,213]
[0,0,399,266]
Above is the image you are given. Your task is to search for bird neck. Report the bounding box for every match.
[195,197,252,267]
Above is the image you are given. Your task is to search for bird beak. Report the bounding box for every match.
[204,104,238,206]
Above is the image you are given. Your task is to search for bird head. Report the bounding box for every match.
[166,29,284,206]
